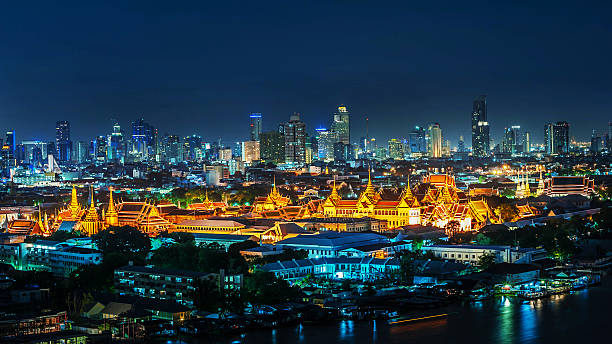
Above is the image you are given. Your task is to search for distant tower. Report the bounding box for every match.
[471,95,490,157]
[331,105,350,144]
[56,121,72,162]
[250,113,262,141]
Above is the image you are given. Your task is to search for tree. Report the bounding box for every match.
[478,252,496,270]
[92,226,151,259]
[494,203,519,222]
[158,231,195,244]
[243,270,300,305]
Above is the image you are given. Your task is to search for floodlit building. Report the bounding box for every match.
[322,173,496,232]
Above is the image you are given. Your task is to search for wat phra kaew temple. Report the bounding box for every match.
[6,174,507,237]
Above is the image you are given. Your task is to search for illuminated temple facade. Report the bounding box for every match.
[51,186,172,236]
[322,174,496,232]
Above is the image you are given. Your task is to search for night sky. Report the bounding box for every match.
[1,1,611,147]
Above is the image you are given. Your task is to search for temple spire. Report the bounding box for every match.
[69,185,80,218]
[107,186,118,215]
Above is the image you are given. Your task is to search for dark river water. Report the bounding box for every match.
[205,277,611,344]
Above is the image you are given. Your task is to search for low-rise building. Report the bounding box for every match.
[191,233,257,250]
[0,240,102,277]
[293,217,386,232]
[114,265,243,308]
[261,256,401,282]
[421,244,547,265]
[275,231,404,258]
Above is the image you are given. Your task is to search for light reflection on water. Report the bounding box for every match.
[213,282,611,344]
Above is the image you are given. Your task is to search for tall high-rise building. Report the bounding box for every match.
[388,139,405,160]
[250,113,263,141]
[260,131,285,164]
[184,135,202,161]
[427,123,443,158]
[93,136,107,162]
[131,118,156,160]
[161,135,182,163]
[407,126,427,156]
[331,105,350,145]
[5,131,16,159]
[107,123,125,162]
[471,95,490,157]
[502,125,521,154]
[281,113,306,164]
[544,121,570,154]
[22,141,47,166]
[523,131,531,154]
[591,130,603,153]
[241,140,260,163]
[76,141,90,164]
[56,121,72,162]
[315,127,336,161]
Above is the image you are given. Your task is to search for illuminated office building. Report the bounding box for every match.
[281,113,306,164]
[388,139,405,160]
[502,125,521,155]
[471,95,490,157]
[250,113,262,141]
[331,105,350,145]
[241,140,260,164]
[427,123,442,158]
[260,131,285,163]
[315,128,336,161]
[544,121,570,154]
[56,121,72,162]
[107,123,125,162]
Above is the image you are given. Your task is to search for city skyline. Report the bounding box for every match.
[1,2,611,144]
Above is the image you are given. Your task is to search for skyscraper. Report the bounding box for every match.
[107,123,125,162]
[260,131,285,164]
[331,105,350,145]
[281,113,306,164]
[388,139,405,160]
[407,126,427,156]
[5,131,16,159]
[315,127,336,161]
[502,125,521,155]
[241,141,260,163]
[544,121,570,154]
[131,118,156,160]
[471,95,490,157]
[250,113,262,141]
[56,121,72,162]
[427,123,443,158]
[523,131,531,154]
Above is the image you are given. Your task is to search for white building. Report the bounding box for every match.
[421,244,547,265]
[0,240,102,277]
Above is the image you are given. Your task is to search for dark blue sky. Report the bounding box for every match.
[1,1,611,147]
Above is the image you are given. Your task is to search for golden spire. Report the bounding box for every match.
[271,175,279,197]
[330,175,340,201]
[364,166,376,198]
[107,187,117,212]
[85,185,98,221]
[69,185,80,218]
[402,176,413,200]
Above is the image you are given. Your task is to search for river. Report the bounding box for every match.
[205,277,611,344]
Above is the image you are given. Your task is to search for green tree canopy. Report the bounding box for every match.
[92,226,151,259]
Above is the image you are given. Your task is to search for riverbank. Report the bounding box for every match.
[197,276,612,344]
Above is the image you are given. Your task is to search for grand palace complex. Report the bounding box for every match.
[4,173,513,238]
